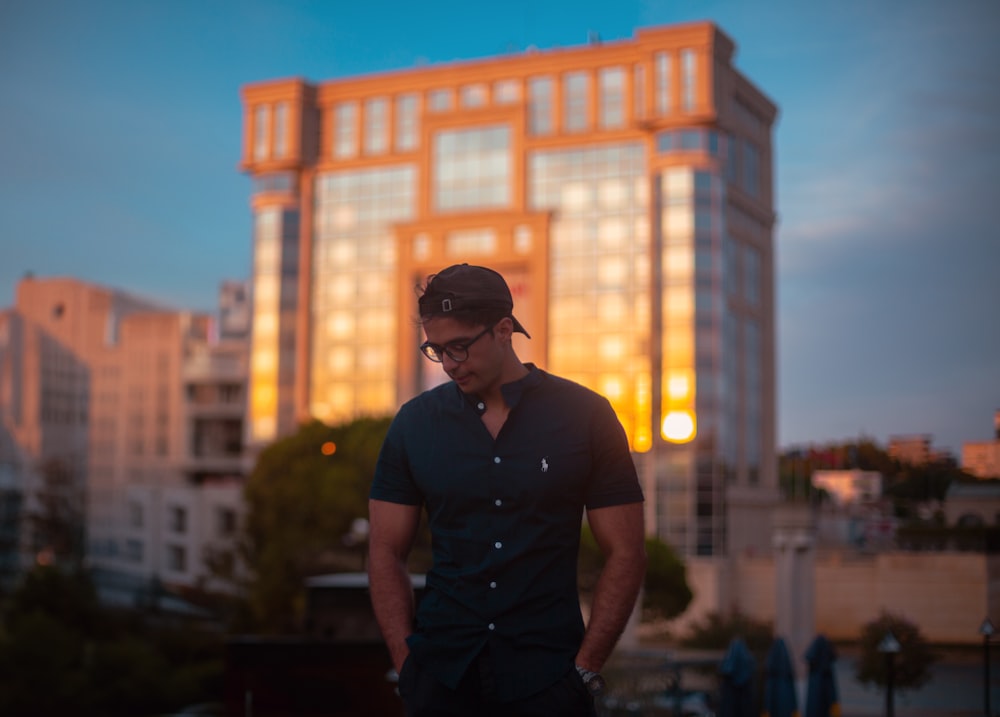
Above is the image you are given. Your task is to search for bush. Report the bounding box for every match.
[642,537,693,620]
[855,611,937,693]
[679,610,773,655]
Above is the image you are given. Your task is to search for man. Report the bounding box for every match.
[368,264,646,716]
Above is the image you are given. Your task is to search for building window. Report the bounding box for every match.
[744,318,761,483]
[125,539,143,563]
[599,67,625,129]
[446,228,497,256]
[726,136,739,185]
[681,49,696,111]
[743,244,760,306]
[514,225,533,254]
[460,84,488,108]
[527,142,649,452]
[220,383,242,403]
[433,125,511,212]
[333,102,358,158]
[427,89,453,113]
[395,93,419,151]
[169,505,187,534]
[128,501,143,529]
[273,101,289,158]
[494,79,520,104]
[217,507,237,537]
[563,71,590,133]
[253,104,270,160]
[742,140,760,198]
[633,64,646,119]
[167,544,187,572]
[412,233,431,261]
[363,97,388,155]
[252,172,293,194]
[527,76,553,136]
[655,52,671,115]
[311,165,416,423]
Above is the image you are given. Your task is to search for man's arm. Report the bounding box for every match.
[368,498,422,673]
[575,501,646,672]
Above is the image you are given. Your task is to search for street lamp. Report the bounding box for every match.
[980,617,995,717]
[878,631,901,717]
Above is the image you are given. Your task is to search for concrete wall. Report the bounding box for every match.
[814,552,993,644]
[672,551,995,646]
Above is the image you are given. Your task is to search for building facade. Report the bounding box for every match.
[240,22,778,556]
[963,410,1000,480]
[0,277,248,597]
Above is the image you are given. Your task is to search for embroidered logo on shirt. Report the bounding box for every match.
[540,458,549,473]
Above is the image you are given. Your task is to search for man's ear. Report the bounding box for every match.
[495,317,515,341]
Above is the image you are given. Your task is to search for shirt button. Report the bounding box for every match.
[494,499,502,507]
[494,541,502,549]
[488,623,495,631]
[490,581,497,589]
[477,402,485,410]
[493,456,501,464]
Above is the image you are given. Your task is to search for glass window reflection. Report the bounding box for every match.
[433,125,511,212]
[334,102,358,158]
[395,94,419,151]
[599,67,625,129]
[681,49,696,111]
[528,76,554,135]
[655,52,671,115]
[312,165,416,423]
[563,71,590,133]
[364,97,388,155]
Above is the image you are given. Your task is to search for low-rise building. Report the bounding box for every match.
[0,276,249,602]
[962,413,1000,479]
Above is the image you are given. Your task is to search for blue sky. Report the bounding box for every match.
[1,0,997,454]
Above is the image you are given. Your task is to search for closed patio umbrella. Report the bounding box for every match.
[719,637,756,717]
[804,634,840,717]
[762,637,798,717]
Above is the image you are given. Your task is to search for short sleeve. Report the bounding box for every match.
[370,409,424,506]
[584,396,644,510]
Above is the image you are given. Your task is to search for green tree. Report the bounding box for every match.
[779,439,976,519]
[855,612,937,693]
[26,457,86,570]
[0,566,223,715]
[234,417,393,633]
[643,536,693,620]
[578,527,692,620]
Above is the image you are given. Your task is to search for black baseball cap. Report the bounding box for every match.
[418,264,530,338]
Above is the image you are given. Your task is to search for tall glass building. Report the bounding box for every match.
[240,22,778,557]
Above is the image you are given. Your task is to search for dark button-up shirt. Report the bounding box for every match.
[370,365,643,701]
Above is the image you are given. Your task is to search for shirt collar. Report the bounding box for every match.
[458,363,542,414]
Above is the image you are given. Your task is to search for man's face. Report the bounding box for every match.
[421,316,505,395]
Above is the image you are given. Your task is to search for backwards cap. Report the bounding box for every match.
[417,264,530,338]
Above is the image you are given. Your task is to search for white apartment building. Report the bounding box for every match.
[0,276,249,601]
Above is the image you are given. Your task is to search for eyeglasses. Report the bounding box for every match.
[419,324,495,363]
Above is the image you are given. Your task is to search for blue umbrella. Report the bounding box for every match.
[763,638,799,717]
[719,637,756,717]
[804,634,840,717]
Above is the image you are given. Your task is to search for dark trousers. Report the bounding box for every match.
[398,649,597,717]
